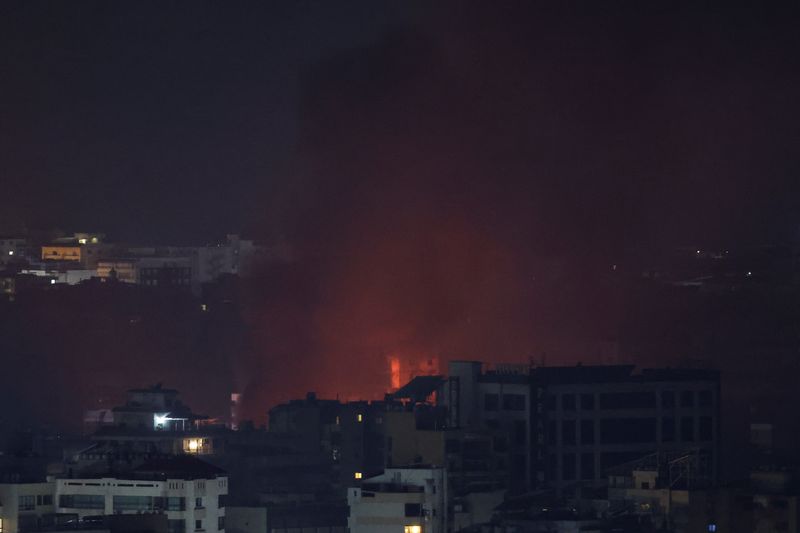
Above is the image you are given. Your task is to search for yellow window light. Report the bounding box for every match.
[357,414,363,422]
[404,526,421,533]
[354,472,362,479]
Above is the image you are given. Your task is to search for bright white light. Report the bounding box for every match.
[8,250,13,256]
[50,279,56,285]
[154,414,169,428]
[78,238,87,244]
[747,271,752,277]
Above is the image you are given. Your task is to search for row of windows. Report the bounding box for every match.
[59,494,104,509]
[546,390,714,411]
[112,496,188,512]
[18,495,52,511]
[484,393,526,412]
[548,416,714,445]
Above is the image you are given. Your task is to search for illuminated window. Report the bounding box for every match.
[335,416,340,425]
[78,238,87,244]
[354,472,362,479]
[8,250,13,256]
[357,414,363,422]
[185,439,201,453]
[404,526,421,533]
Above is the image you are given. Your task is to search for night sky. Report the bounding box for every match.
[3,3,800,245]
[3,3,800,457]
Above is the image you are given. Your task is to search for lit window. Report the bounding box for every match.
[354,472,362,479]
[335,416,340,425]
[404,526,421,533]
[8,250,13,256]
[200,304,208,312]
[78,238,87,244]
[357,414,363,422]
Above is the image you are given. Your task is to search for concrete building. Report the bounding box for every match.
[55,456,227,533]
[347,467,447,533]
[440,362,534,493]
[0,481,55,533]
[534,366,720,495]
[96,257,192,289]
[438,362,720,495]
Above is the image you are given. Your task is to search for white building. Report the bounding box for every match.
[348,467,446,533]
[55,456,227,533]
[0,481,55,533]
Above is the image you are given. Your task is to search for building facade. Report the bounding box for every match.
[348,467,447,533]
[55,457,227,533]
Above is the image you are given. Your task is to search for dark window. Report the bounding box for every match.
[167,497,186,511]
[662,417,675,442]
[562,453,576,480]
[168,520,185,533]
[485,419,499,430]
[19,495,35,510]
[114,496,156,512]
[681,391,695,408]
[503,394,526,411]
[580,393,595,410]
[699,416,713,441]
[405,503,422,517]
[600,392,656,410]
[546,454,557,480]
[514,420,527,445]
[59,495,104,509]
[562,394,576,411]
[600,418,657,444]
[545,395,557,411]
[493,436,508,453]
[581,452,595,480]
[661,391,675,409]
[547,421,557,445]
[218,517,225,531]
[484,393,499,411]
[772,499,788,510]
[195,497,203,508]
[562,420,576,445]
[601,452,647,472]
[445,439,460,453]
[580,420,595,445]
[681,417,695,441]
[217,495,227,509]
[195,520,202,531]
[698,390,713,407]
